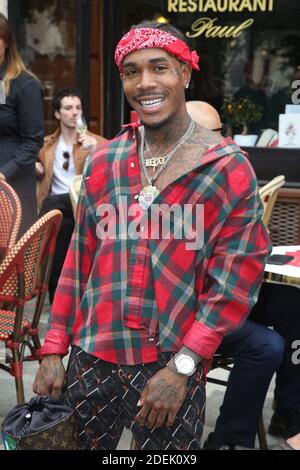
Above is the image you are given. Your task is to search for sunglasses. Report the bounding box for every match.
[62,151,70,170]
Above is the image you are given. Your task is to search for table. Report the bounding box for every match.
[265,245,300,288]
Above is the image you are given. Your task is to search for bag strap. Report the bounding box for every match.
[16,413,32,449]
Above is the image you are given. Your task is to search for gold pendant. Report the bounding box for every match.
[145,157,166,168]
[138,185,160,210]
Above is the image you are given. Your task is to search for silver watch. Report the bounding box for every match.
[173,353,196,376]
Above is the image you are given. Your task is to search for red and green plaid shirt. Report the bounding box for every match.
[41,125,271,364]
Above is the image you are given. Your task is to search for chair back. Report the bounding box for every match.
[0,210,62,305]
[0,180,22,261]
[69,174,83,216]
[259,175,285,228]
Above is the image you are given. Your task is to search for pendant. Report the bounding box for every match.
[145,157,166,168]
[138,185,159,210]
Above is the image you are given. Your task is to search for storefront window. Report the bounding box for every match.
[16,0,76,133]
[123,0,300,134]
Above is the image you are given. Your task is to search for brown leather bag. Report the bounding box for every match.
[1,396,79,450]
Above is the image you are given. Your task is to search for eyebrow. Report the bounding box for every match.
[123,56,170,69]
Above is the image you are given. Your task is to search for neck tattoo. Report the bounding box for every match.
[138,119,195,210]
[144,139,180,171]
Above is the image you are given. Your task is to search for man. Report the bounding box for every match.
[36,88,106,303]
[186,100,222,133]
[189,101,300,450]
[33,22,271,450]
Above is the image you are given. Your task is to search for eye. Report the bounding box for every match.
[123,69,137,77]
[155,65,167,72]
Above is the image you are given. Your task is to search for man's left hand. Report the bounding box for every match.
[136,367,188,428]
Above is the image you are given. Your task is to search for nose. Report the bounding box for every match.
[136,70,157,91]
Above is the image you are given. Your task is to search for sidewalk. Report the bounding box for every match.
[0,299,282,450]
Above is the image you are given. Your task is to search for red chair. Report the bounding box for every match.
[0,210,62,403]
[0,180,22,262]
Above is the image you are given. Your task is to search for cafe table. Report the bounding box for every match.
[264,245,300,288]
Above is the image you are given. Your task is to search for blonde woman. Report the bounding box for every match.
[0,13,44,234]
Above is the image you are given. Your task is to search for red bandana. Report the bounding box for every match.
[115,27,200,72]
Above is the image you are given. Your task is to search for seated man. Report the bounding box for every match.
[203,282,300,450]
[188,100,300,450]
[186,100,222,132]
[36,88,106,303]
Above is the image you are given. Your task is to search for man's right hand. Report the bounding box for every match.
[33,355,65,398]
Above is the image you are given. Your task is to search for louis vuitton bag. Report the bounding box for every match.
[1,395,79,450]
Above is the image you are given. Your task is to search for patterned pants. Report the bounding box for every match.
[63,346,205,450]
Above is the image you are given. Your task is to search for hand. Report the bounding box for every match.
[33,354,65,398]
[35,161,45,178]
[77,134,97,152]
[136,367,188,428]
[0,172,6,181]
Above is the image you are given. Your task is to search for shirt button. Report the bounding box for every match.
[134,194,139,200]
[130,162,135,168]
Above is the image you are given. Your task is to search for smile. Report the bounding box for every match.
[139,98,165,109]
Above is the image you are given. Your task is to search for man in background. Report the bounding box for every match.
[36,88,106,303]
[190,101,300,451]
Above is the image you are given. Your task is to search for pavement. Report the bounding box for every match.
[0,298,283,450]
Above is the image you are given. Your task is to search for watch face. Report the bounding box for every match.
[175,354,195,375]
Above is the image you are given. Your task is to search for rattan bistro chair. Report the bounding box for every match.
[0,210,62,404]
[0,180,22,262]
[259,175,285,228]
[69,174,83,217]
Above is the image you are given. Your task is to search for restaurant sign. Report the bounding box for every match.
[167,0,275,38]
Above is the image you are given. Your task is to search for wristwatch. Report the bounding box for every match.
[168,353,196,377]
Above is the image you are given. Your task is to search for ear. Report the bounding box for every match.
[54,110,60,121]
[182,63,192,87]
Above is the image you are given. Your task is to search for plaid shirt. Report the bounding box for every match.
[41,125,271,364]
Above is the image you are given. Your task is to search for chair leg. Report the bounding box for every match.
[15,375,25,404]
[257,415,268,450]
[12,349,25,404]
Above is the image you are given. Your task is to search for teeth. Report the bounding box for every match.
[140,98,164,109]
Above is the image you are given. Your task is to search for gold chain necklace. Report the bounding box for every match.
[138,120,195,210]
[144,139,180,171]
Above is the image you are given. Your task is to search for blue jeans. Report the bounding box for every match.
[214,282,300,447]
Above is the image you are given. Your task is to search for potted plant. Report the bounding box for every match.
[223,98,263,146]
